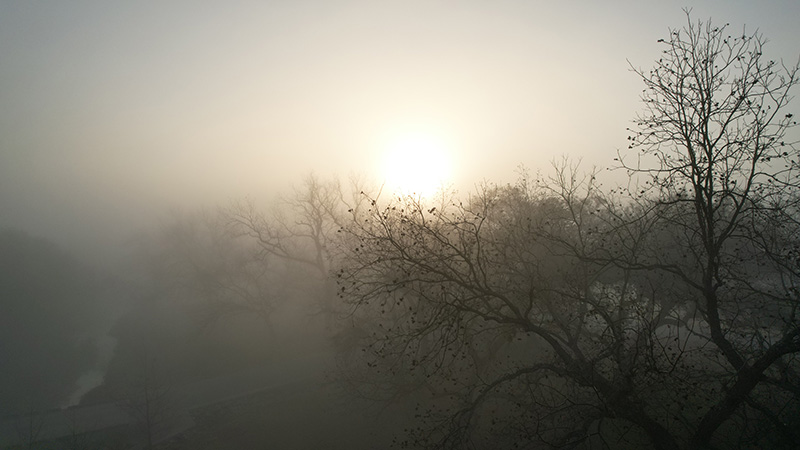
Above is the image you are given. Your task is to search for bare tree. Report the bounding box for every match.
[152,210,283,332]
[225,173,370,326]
[618,11,800,449]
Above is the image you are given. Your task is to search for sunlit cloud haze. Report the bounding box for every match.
[1,0,799,262]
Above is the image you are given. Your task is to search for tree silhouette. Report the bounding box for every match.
[618,11,800,449]
[335,13,800,450]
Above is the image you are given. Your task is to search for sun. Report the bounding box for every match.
[381,132,453,198]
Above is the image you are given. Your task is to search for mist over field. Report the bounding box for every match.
[2,2,800,449]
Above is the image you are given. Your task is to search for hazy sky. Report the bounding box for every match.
[1,0,799,263]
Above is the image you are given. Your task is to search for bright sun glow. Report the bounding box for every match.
[381,132,453,197]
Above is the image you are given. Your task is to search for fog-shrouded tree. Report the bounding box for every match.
[140,175,350,338]
[224,173,371,327]
[82,213,281,406]
[149,210,284,332]
[334,13,800,450]
[88,174,375,408]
